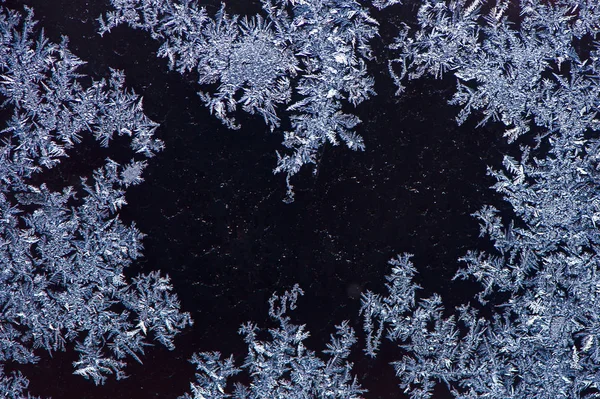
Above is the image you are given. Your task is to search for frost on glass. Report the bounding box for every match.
[388,0,600,143]
[180,285,365,399]
[0,6,192,397]
[362,220,600,398]
[370,0,403,9]
[359,1,600,397]
[99,0,379,201]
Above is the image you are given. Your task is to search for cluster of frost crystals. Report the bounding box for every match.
[389,0,600,143]
[449,139,600,398]
[361,255,494,399]
[359,1,600,397]
[99,0,378,201]
[0,5,192,397]
[180,285,365,399]
[369,0,403,9]
[444,134,600,398]
[0,366,41,399]
[362,222,600,398]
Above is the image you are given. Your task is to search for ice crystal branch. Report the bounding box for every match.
[358,2,600,396]
[0,5,191,396]
[100,0,378,201]
[389,0,600,142]
[180,285,365,399]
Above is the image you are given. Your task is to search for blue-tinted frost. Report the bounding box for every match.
[360,1,600,398]
[100,0,379,201]
[6,0,600,398]
[180,285,365,399]
[0,5,192,397]
[389,0,600,143]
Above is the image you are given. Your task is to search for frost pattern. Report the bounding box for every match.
[180,285,365,399]
[99,0,378,201]
[0,5,191,397]
[360,1,600,398]
[8,0,600,398]
[389,0,600,143]
[370,0,403,9]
